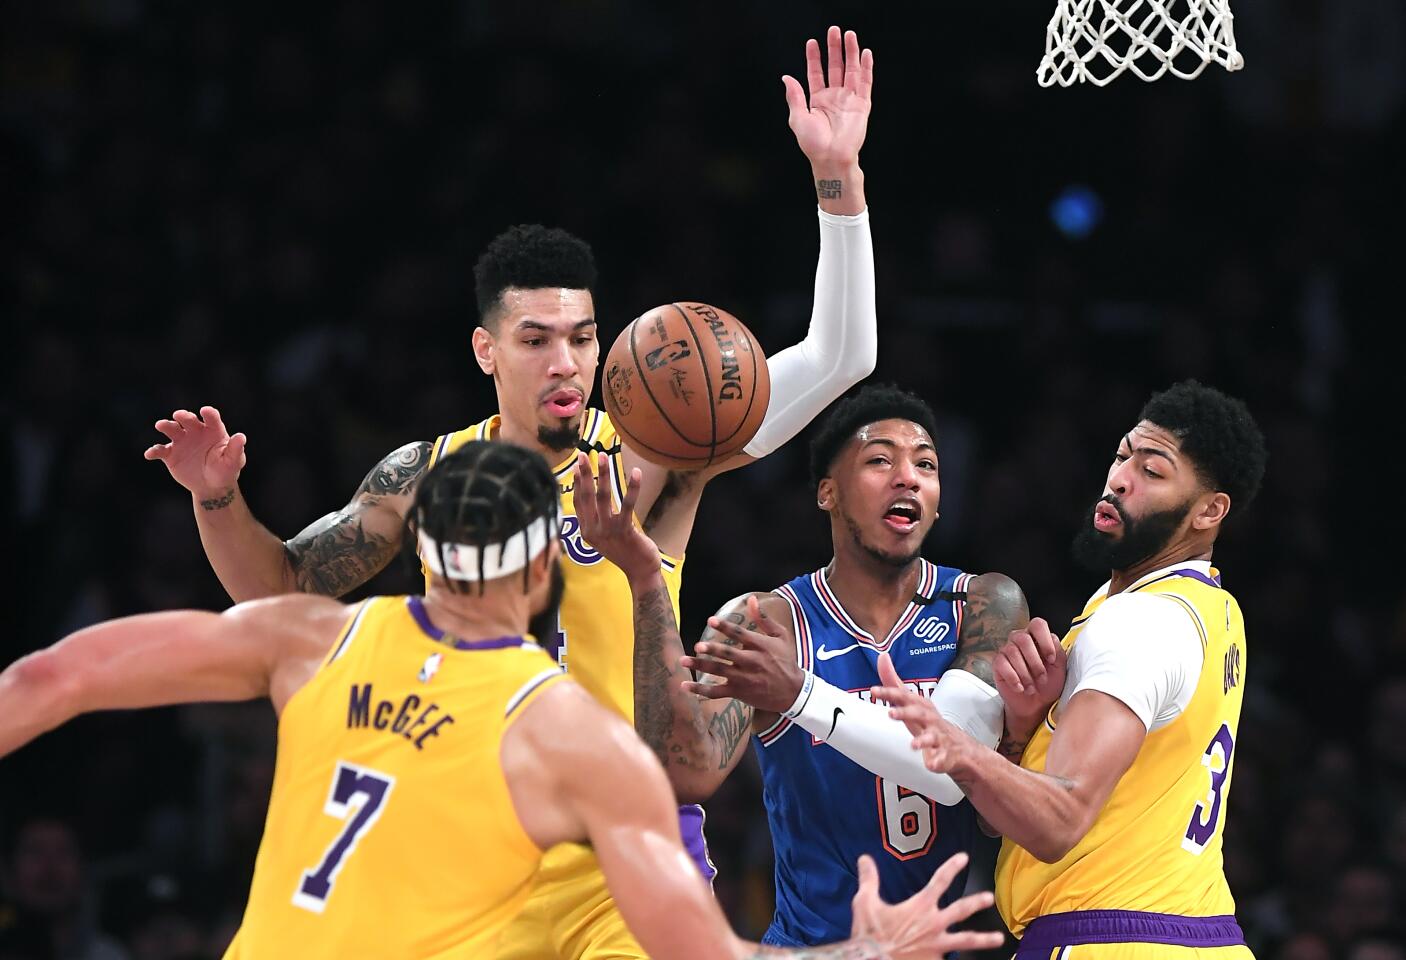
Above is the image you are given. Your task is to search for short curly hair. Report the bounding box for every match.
[473,224,597,328]
[1139,379,1267,516]
[808,383,939,486]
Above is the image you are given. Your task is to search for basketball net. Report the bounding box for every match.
[1038,0,1244,87]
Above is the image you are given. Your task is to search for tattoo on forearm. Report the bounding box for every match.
[816,179,843,200]
[708,699,750,769]
[284,441,430,597]
[747,938,888,958]
[953,573,1030,687]
[286,514,395,597]
[633,585,754,781]
[200,489,236,511]
[632,582,689,767]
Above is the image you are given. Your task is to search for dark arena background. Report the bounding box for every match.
[3,2,1403,958]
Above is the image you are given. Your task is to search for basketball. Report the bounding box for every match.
[602,302,771,469]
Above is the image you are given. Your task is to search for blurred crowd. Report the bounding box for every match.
[2,2,1402,959]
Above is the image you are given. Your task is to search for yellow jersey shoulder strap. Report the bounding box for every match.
[429,416,499,468]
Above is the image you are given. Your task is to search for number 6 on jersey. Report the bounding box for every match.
[293,761,397,913]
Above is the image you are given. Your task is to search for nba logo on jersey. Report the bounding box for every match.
[418,653,442,683]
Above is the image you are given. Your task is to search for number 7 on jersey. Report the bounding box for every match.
[293,761,396,913]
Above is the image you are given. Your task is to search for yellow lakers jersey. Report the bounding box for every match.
[995,565,1246,936]
[426,408,684,722]
[224,595,565,959]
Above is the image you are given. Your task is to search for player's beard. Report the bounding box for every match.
[538,421,580,453]
[1071,494,1193,574]
[842,510,922,571]
[527,562,567,644]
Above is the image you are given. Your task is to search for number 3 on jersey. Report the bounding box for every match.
[876,776,938,860]
[293,762,396,913]
[1182,723,1234,855]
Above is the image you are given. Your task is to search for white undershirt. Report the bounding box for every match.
[1064,562,1209,732]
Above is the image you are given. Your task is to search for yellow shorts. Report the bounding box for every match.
[496,844,643,960]
[1013,911,1254,960]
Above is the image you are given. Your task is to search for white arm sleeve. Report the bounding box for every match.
[786,669,1001,806]
[742,207,878,458]
[1067,593,1204,731]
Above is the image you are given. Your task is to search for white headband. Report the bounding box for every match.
[419,510,559,582]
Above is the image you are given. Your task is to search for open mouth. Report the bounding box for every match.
[543,389,583,419]
[882,500,921,534]
[1093,501,1122,531]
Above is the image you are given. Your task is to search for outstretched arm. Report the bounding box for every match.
[625,27,878,558]
[572,455,755,803]
[0,595,347,758]
[145,405,428,601]
[504,681,1003,960]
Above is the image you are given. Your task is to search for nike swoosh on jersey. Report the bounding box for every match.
[815,642,861,661]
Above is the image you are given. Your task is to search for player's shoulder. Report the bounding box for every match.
[430,415,502,463]
[223,594,356,667]
[1081,591,1203,657]
[224,593,351,628]
[511,676,645,762]
[962,571,1025,605]
[709,591,794,633]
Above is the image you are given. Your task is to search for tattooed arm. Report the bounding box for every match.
[630,580,764,804]
[570,451,759,802]
[950,573,1030,686]
[194,441,431,602]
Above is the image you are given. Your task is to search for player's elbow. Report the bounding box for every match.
[1028,814,1092,863]
[1028,836,1075,864]
[6,648,83,723]
[837,340,877,385]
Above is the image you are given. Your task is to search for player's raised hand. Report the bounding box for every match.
[680,595,800,712]
[783,26,873,171]
[144,406,246,500]
[851,852,1006,959]
[572,453,660,583]
[993,617,1067,733]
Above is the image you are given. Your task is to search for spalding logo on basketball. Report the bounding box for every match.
[603,302,771,469]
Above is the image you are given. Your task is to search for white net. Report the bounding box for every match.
[1038,0,1244,87]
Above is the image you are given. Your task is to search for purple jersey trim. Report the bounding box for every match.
[1016,910,1245,955]
[678,804,717,886]
[1174,567,1223,589]
[404,597,523,650]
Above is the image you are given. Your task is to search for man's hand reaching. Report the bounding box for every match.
[784,26,873,173]
[144,406,246,507]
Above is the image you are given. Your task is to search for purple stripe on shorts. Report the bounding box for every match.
[404,597,523,650]
[1016,910,1245,956]
[678,804,717,885]
[1175,567,1223,589]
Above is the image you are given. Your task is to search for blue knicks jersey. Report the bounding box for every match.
[755,561,979,947]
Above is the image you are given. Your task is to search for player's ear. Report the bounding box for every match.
[816,478,836,513]
[472,326,496,375]
[1191,490,1230,532]
[529,540,561,582]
